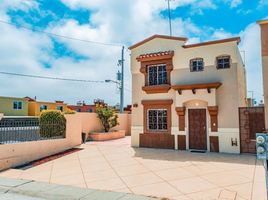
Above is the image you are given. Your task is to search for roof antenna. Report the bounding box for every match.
[166,0,174,36]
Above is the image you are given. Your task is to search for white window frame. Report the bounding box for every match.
[13,101,23,110]
[190,58,204,72]
[147,64,167,86]
[217,56,230,69]
[147,109,168,132]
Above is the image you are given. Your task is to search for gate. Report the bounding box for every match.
[239,107,266,153]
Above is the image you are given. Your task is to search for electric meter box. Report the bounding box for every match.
[256,133,268,160]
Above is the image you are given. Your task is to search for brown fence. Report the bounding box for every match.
[239,107,266,154]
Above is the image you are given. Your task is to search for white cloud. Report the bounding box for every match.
[239,23,263,102]
[230,0,242,8]
[0,0,264,107]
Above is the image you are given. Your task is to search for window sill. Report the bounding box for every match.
[142,84,171,94]
[144,131,170,135]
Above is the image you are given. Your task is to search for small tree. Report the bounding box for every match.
[96,104,119,132]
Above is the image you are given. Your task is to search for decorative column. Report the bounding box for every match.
[208,106,219,152]
[176,107,186,150]
[208,106,218,132]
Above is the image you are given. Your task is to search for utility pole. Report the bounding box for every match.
[120,46,125,113]
[166,0,173,36]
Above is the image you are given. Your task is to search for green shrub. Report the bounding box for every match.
[39,110,66,138]
[96,104,119,132]
[63,109,76,114]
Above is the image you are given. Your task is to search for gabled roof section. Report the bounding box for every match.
[257,19,268,25]
[183,37,241,48]
[129,35,188,50]
[136,50,174,62]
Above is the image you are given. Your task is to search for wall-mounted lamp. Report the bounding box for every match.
[231,138,238,146]
[133,103,138,108]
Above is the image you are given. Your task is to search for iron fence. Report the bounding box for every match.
[0,117,65,144]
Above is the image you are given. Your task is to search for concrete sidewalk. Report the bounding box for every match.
[0,177,159,200]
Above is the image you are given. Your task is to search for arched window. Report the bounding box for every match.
[190,58,204,72]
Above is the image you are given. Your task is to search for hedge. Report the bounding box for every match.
[39,110,66,138]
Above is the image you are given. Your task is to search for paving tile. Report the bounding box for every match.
[119,194,158,200]
[0,186,10,194]
[86,177,127,190]
[154,167,195,181]
[114,164,149,177]
[170,177,218,194]
[38,184,94,200]
[131,182,182,199]
[0,177,32,187]
[121,172,163,187]
[0,193,44,200]
[186,188,223,200]
[81,190,126,200]
[218,189,237,200]
[200,171,251,187]
[10,182,59,196]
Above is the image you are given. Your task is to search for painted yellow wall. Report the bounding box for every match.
[28,101,69,116]
[0,96,28,116]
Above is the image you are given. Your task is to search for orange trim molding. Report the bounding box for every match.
[183,37,241,48]
[172,82,222,93]
[176,107,186,131]
[129,35,188,50]
[142,99,173,134]
[142,85,171,94]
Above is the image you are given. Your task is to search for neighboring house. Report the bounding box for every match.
[129,35,247,154]
[25,97,68,116]
[68,101,96,113]
[0,96,28,116]
[258,19,268,130]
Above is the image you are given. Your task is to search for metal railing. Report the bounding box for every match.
[0,117,65,144]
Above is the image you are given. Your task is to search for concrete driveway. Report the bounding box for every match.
[0,137,266,200]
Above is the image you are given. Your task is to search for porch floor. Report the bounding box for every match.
[0,136,266,200]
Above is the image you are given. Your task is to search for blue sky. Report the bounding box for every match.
[0,0,267,105]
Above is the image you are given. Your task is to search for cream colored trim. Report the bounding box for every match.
[218,128,239,133]
[131,126,144,131]
[0,113,3,120]
[171,127,179,135]
[178,131,186,135]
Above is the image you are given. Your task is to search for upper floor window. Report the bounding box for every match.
[190,58,204,72]
[13,101,22,110]
[147,109,167,131]
[40,105,47,112]
[56,106,63,112]
[217,56,230,69]
[147,64,167,86]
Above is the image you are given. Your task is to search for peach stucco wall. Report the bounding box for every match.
[0,114,82,171]
[78,113,131,136]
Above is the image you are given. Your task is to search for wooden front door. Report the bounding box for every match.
[188,109,207,150]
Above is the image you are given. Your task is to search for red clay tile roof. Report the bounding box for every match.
[183,37,241,48]
[136,50,174,62]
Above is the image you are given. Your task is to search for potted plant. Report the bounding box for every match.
[89,104,125,141]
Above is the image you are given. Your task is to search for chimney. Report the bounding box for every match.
[257,19,268,129]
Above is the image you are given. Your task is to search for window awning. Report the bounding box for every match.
[172,82,222,94]
[136,51,174,62]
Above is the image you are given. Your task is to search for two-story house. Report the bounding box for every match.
[129,35,246,154]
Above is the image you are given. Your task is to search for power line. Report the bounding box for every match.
[0,71,132,91]
[0,71,105,83]
[0,19,123,47]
